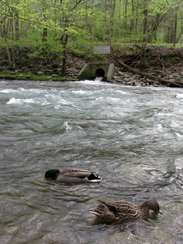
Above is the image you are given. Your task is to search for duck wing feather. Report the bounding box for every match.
[61,168,93,178]
[98,200,139,214]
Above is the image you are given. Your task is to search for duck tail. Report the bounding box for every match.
[87,173,102,182]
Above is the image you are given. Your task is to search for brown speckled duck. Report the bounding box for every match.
[43,168,102,183]
[90,199,160,224]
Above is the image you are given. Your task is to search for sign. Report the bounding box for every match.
[94,45,110,54]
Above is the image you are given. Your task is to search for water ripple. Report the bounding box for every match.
[0,80,183,243]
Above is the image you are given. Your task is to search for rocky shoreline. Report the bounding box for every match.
[1,45,183,88]
[111,67,183,87]
[1,61,182,88]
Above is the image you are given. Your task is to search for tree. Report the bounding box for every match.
[1,0,183,73]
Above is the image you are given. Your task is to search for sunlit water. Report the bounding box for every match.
[1,80,183,244]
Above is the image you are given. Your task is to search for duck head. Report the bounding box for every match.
[44,169,60,180]
[139,200,160,218]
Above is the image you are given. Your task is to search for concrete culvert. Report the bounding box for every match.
[95,68,105,78]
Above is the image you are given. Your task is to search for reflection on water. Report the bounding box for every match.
[1,80,183,243]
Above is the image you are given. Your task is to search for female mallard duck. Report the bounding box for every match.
[43,168,102,183]
[90,199,160,224]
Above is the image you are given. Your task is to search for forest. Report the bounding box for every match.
[0,0,183,83]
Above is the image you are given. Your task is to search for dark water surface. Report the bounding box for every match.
[1,80,183,244]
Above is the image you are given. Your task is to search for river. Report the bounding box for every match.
[0,80,183,244]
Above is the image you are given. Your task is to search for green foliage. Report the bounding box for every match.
[31,75,49,81]
[172,57,181,64]
[0,73,46,81]
[0,0,181,47]
[0,72,67,81]
[51,77,67,81]
[1,0,183,73]
[0,74,21,80]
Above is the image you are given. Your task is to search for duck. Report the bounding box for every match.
[90,199,160,224]
[43,168,102,183]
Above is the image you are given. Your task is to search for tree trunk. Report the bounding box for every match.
[134,0,139,37]
[15,10,19,41]
[124,0,128,34]
[89,0,95,42]
[173,7,178,46]
[131,0,134,35]
[42,2,47,42]
[42,27,47,42]
[118,0,122,21]
[110,0,115,42]
[104,0,107,41]
[6,47,15,69]
[61,33,68,77]
[142,0,148,43]
[1,17,15,69]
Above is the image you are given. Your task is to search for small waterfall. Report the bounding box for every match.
[94,77,103,81]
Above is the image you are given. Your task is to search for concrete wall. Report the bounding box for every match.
[78,63,115,82]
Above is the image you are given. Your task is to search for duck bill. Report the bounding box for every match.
[89,179,102,183]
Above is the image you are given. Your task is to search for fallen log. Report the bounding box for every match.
[117,59,182,87]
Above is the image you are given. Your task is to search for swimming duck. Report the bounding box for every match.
[90,199,160,224]
[43,168,102,183]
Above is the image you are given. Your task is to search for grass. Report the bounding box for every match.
[0,73,67,82]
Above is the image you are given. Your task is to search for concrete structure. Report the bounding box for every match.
[77,45,115,82]
[78,63,115,82]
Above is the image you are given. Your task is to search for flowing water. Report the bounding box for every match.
[1,80,183,244]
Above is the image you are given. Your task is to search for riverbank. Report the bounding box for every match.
[1,45,183,87]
